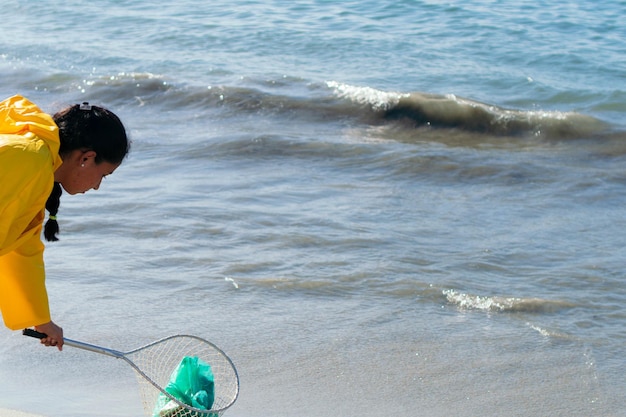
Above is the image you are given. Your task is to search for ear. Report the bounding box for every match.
[81,150,97,165]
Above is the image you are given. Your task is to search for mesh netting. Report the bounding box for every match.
[125,335,239,417]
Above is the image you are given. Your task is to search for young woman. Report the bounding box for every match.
[0,95,130,350]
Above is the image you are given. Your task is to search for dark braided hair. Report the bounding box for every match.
[43,102,130,241]
[44,182,63,241]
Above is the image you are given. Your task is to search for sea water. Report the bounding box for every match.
[0,1,625,416]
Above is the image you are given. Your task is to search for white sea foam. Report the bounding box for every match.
[326,80,408,111]
[443,289,575,314]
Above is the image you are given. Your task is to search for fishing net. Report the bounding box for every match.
[124,335,239,417]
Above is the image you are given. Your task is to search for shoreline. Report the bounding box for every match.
[0,408,47,417]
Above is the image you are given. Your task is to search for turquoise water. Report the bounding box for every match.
[1,1,625,416]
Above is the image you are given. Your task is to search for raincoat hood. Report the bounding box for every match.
[0,95,62,171]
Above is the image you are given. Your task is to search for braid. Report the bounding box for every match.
[44,182,63,242]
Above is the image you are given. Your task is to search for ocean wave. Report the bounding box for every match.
[81,72,174,106]
[326,81,610,139]
[443,289,577,314]
[4,70,616,142]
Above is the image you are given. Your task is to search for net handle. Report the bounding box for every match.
[22,328,124,358]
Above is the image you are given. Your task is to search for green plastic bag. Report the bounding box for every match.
[153,356,215,417]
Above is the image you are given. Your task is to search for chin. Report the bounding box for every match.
[59,184,79,195]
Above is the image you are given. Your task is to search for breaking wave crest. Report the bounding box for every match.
[443,289,577,313]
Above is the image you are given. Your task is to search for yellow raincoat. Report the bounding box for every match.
[0,95,63,329]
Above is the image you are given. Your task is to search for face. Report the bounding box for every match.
[58,150,121,195]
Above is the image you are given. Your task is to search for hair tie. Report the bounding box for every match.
[79,102,92,111]
[48,215,57,220]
